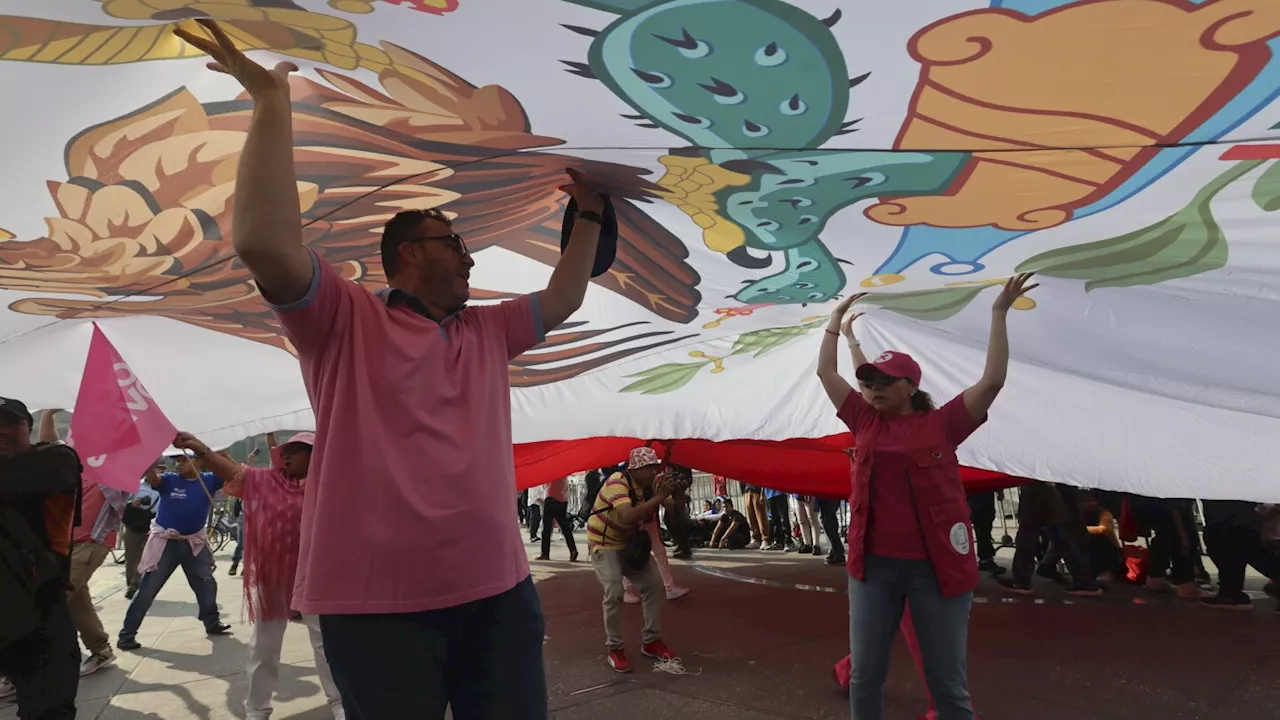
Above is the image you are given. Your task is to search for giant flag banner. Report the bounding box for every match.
[66,325,177,492]
[0,1,1278,501]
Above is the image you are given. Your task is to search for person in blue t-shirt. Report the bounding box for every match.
[117,451,230,650]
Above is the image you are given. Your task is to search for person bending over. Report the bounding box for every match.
[585,448,681,673]
[710,499,752,550]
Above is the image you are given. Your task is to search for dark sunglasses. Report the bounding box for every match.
[405,233,469,257]
[859,375,903,390]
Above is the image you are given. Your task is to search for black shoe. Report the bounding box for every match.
[811,546,823,557]
[117,638,142,651]
[978,559,1005,575]
[825,555,845,566]
[1201,595,1252,611]
[999,578,1035,596]
[228,561,238,576]
[206,624,232,636]
[535,554,550,561]
[796,544,812,554]
[1065,583,1103,597]
[124,586,137,600]
[570,550,580,562]
[1035,566,1068,585]
[672,549,691,560]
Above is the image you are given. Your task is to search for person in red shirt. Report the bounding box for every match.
[817,274,1037,720]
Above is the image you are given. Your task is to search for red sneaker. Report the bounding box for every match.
[607,648,632,673]
[641,639,678,661]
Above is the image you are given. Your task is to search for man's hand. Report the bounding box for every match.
[538,168,610,331]
[559,168,605,214]
[654,477,676,500]
[172,432,210,457]
[173,20,297,99]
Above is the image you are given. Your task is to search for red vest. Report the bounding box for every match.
[844,416,980,598]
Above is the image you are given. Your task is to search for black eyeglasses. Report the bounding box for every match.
[405,233,469,257]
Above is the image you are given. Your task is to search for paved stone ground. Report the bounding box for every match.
[3,532,1277,719]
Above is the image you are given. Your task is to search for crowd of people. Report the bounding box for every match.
[2,18,1279,720]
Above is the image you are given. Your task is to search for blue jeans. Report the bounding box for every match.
[849,555,974,720]
[119,539,222,640]
[231,520,244,564]
[319,576,547,720]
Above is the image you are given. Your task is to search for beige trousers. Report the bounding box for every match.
[123,527,147,591]
[245,615,344,720]
[590,547,663,649]
[67,541,111,656]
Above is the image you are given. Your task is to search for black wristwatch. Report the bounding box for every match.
[576,210,603,225]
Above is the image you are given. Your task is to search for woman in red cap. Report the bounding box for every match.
[817,274,1037,720]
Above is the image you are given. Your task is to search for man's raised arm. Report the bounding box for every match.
[536,169,607,332]
[173,20,312,305]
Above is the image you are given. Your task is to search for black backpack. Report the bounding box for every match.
[0,504,65,650]
[121,502,155,534]
[621,482,652,571]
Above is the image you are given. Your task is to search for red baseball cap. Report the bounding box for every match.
[856,351,922,386]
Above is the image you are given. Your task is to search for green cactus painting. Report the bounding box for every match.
[560,0,968,308]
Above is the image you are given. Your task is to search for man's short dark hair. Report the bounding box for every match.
[379,209,450,279]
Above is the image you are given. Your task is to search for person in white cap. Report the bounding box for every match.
[584,447,681,673]
[173,431,344,720]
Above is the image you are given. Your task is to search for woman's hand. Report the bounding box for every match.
[828,293,865,333]
[841,308,864,339]
[173,19,297,99]
[992,273,1038,314]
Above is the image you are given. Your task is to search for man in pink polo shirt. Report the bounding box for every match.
[176,20,612,719]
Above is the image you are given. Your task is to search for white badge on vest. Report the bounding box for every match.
[949,522,971,555]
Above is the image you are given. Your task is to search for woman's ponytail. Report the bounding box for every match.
[910,389,936,412]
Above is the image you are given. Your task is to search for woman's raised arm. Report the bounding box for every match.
[963,273,1037,421]
[817,294,864,410]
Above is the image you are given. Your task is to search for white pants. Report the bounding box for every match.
[622,522,676,592]
[794,497,821,548]
[245,614,345,720]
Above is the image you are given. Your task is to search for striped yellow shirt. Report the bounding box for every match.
[586,473,637,551]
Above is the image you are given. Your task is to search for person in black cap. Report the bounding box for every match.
[0,398,83,720]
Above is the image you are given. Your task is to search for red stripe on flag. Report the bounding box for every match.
[1220,145,1280,161]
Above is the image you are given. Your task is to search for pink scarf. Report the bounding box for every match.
[239,466,305,623]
